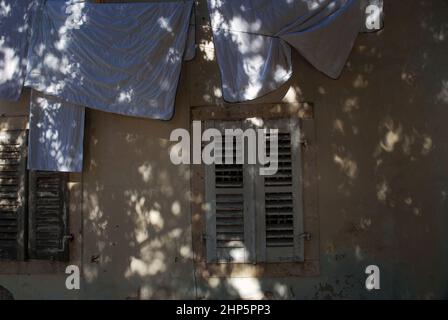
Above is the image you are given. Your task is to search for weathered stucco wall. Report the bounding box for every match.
[1,0,448,299]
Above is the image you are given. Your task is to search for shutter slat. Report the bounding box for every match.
[216,219,243,226]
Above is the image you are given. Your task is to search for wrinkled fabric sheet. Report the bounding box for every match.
[0,0,37,101]
[26,0,194,120]
[207,0,362,102]
[28,90,85,173]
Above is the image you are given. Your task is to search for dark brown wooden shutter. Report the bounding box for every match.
[0,130,27,260]
[28,171,69,261]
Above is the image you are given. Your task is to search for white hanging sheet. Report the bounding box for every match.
[28,90,85,173]
[26,0,194,120]
[0,0,38,101]
[207,0,362,102]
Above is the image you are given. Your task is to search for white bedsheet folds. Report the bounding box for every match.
[28,90,85,173]
[0,0,38,101]
[26,0,194,120]
[207,0,362,102]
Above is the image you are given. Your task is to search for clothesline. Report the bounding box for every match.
[204,25,284,39]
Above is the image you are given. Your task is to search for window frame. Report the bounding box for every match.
[0,115,82,274]
[190,102,320,278]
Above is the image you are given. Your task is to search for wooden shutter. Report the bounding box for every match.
[28,171,69,261]
[0,130,27,260]
[255,118,304,262]
[204,120,255,263]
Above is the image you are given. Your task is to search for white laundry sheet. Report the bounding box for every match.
[0,0,38,101]
[25,0,194,120]
[28,90,85,173]
[207,0,363,102]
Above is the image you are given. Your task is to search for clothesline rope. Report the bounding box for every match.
[203,25,279,39]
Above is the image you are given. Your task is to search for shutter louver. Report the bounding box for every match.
[215,193,245,249]
[28,171,69,261]
[256,118,304,262]
[265,132,294,248]
[215,135,244,249]
[265,192,294,248]
[265,133,293,187]
[0,130,27,260]
[205,120,255,263]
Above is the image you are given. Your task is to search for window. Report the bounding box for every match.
[191,102,319,278]
[0,128,70,262]
[204,118,304,263]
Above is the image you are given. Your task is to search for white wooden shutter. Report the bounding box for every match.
[204,120,255,263]
[255,118,304,262]
[0,130,27,260]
